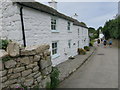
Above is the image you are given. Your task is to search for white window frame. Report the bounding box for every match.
[51,17,57,31]
[68,40,71,48]
[78,28,80,36]
[52,41,60,59]
[67,21,71,30]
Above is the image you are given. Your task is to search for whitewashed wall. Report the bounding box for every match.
[0,1,23,44]
[0,1,89,66]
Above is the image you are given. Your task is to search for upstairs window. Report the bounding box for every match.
[52,42,58,55]
[67,22,71,30]
[51,17,57,30]
[68,40,71,48]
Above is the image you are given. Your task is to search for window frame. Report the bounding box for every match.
[67,21,71,30]
[68,40,71,48]
[52,41,58,55]
[51,17,57,30]
[78,28,80,36]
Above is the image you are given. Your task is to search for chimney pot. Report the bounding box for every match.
[48,0,57,10]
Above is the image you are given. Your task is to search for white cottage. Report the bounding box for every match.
[0,0,89,66]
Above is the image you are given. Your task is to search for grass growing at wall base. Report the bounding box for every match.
[0,39,10,51]
[46,67,60,89]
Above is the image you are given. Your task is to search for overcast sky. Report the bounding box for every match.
[36,0,118,29]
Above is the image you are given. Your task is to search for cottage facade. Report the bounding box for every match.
[0,0,89,66]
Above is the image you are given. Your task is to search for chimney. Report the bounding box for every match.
[73,13,78,19]
[48,0,57,10]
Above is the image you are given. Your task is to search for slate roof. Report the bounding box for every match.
[17,2,88,28]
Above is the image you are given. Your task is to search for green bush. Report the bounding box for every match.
[84,46,90,51]
[77,48,86,55]
[89,42,93,47]
[0,39,10,50]
[50,67,60,89]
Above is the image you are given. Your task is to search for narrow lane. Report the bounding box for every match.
[59,46,118,88]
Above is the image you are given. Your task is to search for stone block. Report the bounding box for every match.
[41,66,52,76]
[33,55,40,62]
[20,46,37,56]
[33,66,39,72]
[9,73,21,79]
[4,60,17,69]
[7,42,20,57]
[29,56,34,63]
[8,69,13,74]
[18,77,25,83]
[34,72,41,79]
[26,71,38,79]
[44,50,51,56]
[34,80,38,85]
[35,45,50,54]
[13,67,25,73]
[36,76,42,83]
[22,69,32,77]
[0,60,4,71]
[10,84,21,88]
[20,57,30,65]
[24,78,34,86]
[1,76,7,82]
[41,76,51,88]
[0,70,7,77]
[26,62,38,69]
[0,50,8,59]
[40,59,52,70]
[4,79,17,86]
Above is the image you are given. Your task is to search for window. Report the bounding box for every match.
[52,42,58,55]
[67,22,71,30]
[78,41,79,48]
[78,28,80,35]
[68,40,71,48]
[51,17,57,30]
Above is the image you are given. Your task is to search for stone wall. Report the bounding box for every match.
[0,42,52,89]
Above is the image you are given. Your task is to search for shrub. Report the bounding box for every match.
[77,48,86,55]
[0,39,10,50]
[50,67,60,89]
[84,46,90,51]
[89,42,93,47]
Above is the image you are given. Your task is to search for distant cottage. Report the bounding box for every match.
[0,0,89,66]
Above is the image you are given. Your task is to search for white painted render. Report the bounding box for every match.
[0,1,89,66]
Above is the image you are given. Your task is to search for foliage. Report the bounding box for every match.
[1,56,13,62]
[0,39,10,51]
[102,16,120,39]
[89,40,95,47]
[80,22,87,27]
[88,27,99,40]
[88,27,96,34]
[89,42,93,47]
[50,67,60,89]
[46,82,51,89]
[77,48,86,55]
[84,46,90,51]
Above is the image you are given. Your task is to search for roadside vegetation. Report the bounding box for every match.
[101,16,120,40]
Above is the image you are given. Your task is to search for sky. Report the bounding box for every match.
[36,0,118,29]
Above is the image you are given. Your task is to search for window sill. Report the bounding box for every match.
[52,54,60,60]
[68,31,72,33]
[51,30,60,33]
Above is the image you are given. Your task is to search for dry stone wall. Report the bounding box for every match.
[0,42,52,89]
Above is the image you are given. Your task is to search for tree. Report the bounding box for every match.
[102,16,120,39]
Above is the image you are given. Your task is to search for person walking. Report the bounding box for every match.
[103,39,107,48]
[109,39,112,48]
[97,39,100,46]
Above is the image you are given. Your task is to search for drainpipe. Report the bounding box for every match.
[20,7,26,47]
